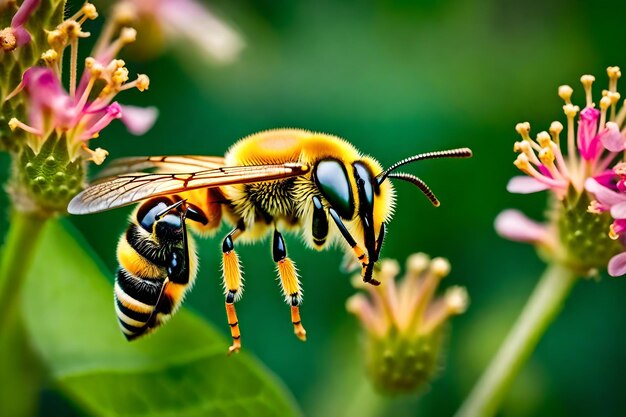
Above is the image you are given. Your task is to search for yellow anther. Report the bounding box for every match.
[614,162,626,176]
[87,147,109,165]
[85,57,95,68]
[514,153,530,171]
[61,20,80,36]
[609,224,620,240]
[112,67,129,84]
[563,103,580,118]
[581,75,595,88]
[549,121,563,143]
[111,2,138,25]
[113,59,126,68]
[600,96,612,110]
[119,27,137,44]
[46,29,67,50]
[581,75,595,108]
[0,28,17,52]
[41,49,58,65]
[538,147,555,165]
[8,118,19,131]
[558,85,573,103]
[380,259,400,281]
[445,286,469,315]
[81,3,98,20]
[407,253,430,276]
[515,122,531,140]
[136,74,150,91]
[430,257,450,278]
[609,91,621,105]
[608,66,621,81]
[85,57,102,77]
[536,131,551,147]
[549,121,563,135]
[513,141,524,152]
[588,200,604,214]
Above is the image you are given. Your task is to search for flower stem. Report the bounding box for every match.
[0,210,48,417]
[0,210,48,328]
[454,262,577,417]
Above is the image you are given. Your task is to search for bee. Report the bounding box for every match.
[68,128,472,353]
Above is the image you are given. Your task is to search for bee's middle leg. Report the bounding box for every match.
[221,225,244,354]
[272,229,306,341]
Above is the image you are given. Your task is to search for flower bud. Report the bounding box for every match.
[347,254,468,395]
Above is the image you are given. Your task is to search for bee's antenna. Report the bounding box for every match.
[387,173,440,207]
[376,147,472,185]
[155,199,186,220]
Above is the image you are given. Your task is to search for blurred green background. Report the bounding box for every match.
[1,0,626,415]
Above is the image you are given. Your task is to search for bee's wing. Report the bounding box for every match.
[69,163,310,215]
[95,155,227,178]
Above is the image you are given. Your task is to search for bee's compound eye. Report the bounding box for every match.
[353,161,376,210]
[137,197,174,232]
[314,159,354,219]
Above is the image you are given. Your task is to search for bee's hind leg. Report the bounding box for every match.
[221,224,245,354]
[272,229,306,342]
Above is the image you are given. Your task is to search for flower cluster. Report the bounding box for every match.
[4,2,156,214]
[106,0,244,63]
[347,253,468,394]
[496,67,626,276]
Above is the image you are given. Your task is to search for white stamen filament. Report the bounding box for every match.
[408,258,449,334]
[69,37,78,98]
[8,118,43,136]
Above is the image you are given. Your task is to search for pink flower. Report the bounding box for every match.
[6,3,157,164]
[585,163,626,276]
[0,0,39,51]
[497,67,626,276]
[111,0,244,63]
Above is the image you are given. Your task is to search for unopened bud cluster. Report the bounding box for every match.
[347,253,468,394]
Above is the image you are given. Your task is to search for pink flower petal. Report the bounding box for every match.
[119,105,158,135]
[11,0,40,27]
[506,176,550,194]
[600,122,624,152]
[12,26,31,46]
[578,107,601,160]
[608,252,626,277]
[494,209,548,243]
[610,202,626,219]
[585,178,626,206]
[19,67,74,130]
[159,0,244,63]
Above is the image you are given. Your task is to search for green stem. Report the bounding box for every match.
[455,263,577,417]
[0,210,48,328]
[0,210,49,417]
[344,378,392,417]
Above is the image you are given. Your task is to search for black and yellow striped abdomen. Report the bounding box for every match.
[114,222,197,340]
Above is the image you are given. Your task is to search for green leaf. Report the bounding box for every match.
[22,220,301,417]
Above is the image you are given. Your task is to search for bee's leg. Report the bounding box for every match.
[327,207,379,286]
[272,229,306,341]
[221,223,245,354]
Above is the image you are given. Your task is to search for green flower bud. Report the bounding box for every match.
[8,132,84,214]
[554,187,623,275]
[347,254,468,395]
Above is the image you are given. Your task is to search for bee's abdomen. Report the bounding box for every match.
[114,267,164,340]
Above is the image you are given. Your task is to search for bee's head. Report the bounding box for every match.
[315,147,472,284]
[315,158,391,282]
[136,197,184,241]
